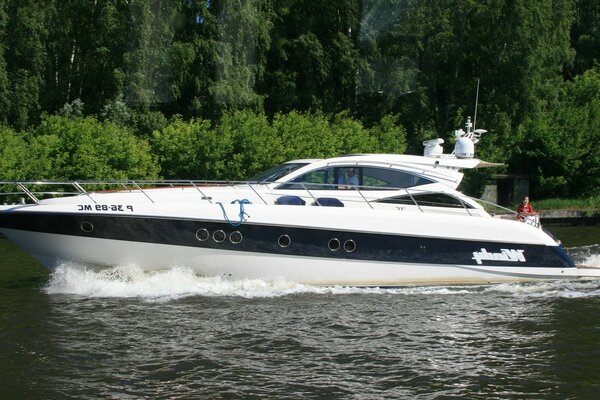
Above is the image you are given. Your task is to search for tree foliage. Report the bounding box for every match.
[0,124,27,180]
[511,68,600,198]
[4,0,49,129]
[149,110,407,180]
[25,116,159,180]
[150,116,225,179]
[0,1,597,199]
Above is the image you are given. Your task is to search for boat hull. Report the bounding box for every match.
[1,204,597,285]
[1,228,595,285]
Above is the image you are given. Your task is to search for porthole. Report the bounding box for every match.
[230,231,243,244]
[344,239,356,253]
[196,228,209,241]
[328,238,341,251]
[278,234,291,248]
[80,221,94,233]
[213,230,226,243]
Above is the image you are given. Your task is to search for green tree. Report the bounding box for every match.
[151,117,232,179]
[0,0,10,122]
[44,0,132,115]
[133,110,169,138]
[415,0,574,134]
[170,0,220,119]
[354,0,420,124]
[5,0,50,129]
[263,0,362,115]
[511,69,600,198]
[58,98,84,118]
[329,111,378,154]
[211,0,271,115]
[124,0,178,111]
[273,111,342,159]
[27,115,159,180]
[102,94,132,126]
[368,114,407,154]
[566,69,600,197]
[569,0,600,77]
[216,110,283,179]
[0,124,27,180]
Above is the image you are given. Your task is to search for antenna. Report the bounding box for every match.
[473,78,480,131]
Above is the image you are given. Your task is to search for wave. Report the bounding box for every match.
[485,280,600,299]
[43,262,485,299]
[44,263,307,300]
[568,244,600,267]
[44,247,600,300]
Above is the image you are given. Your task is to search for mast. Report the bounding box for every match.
[473,78,480,131]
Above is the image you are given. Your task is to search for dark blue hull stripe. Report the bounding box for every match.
[0,211,575,268]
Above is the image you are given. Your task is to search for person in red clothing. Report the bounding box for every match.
[517,195,536,221]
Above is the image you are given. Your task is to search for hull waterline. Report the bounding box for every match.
[1,221,598,286]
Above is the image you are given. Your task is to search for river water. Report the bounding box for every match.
[1,226,599,399]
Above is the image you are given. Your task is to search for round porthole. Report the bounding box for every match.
[213,230,226,243]
[328,238,341,251]
[196,228,209,241]
[344,239,356,253]
[80,221,94,233]
[278,234,291,248]
[230,231,243,244]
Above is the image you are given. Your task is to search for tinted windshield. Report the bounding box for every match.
[276,166,434,190]
[248,162,308,182]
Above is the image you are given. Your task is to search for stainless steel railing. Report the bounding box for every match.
[0,180,239,205]
[0,180,529,224]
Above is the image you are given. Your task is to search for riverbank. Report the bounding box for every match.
[539,208,600,226]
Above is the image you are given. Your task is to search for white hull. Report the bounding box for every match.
[3,228,599,286]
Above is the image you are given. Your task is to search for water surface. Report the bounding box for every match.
[1,226,599,399]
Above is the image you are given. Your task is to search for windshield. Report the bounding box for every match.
[247,163,309,182]
[276,166,435,190]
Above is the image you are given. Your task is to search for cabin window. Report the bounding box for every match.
[360,167,434,189]
[376,193,473,208]
[248,162,309,183]
[277,167,338,190]
[277,166,434,190]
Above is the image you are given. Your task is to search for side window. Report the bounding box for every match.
[376,193,472,208]
[361,167,434,189]
[277,167,336,190]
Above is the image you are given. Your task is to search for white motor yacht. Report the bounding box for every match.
[1,119,598,285]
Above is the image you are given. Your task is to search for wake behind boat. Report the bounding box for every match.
[1,119,598,285]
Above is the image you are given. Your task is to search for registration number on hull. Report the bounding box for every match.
[77,204,134,212]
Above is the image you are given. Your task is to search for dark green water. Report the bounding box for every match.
[0,226,599,399]
[547,224,600,248]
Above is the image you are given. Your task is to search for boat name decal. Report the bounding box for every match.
[472,248,526,265]
[77,204,134,212]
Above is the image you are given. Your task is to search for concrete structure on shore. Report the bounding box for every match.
[481,174,530,206]
[539,209,600,225]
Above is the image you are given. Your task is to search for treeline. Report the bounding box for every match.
[0,0,598,198]
[0,111,405,181]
